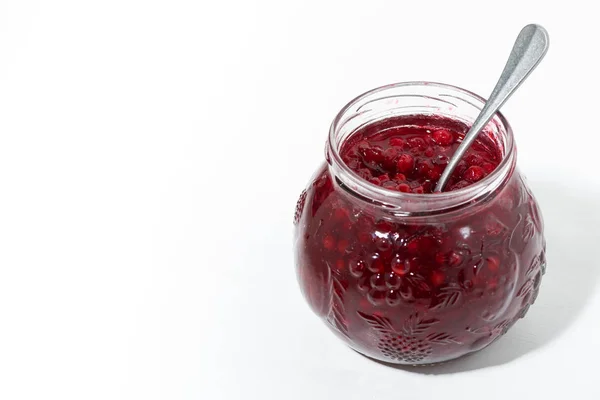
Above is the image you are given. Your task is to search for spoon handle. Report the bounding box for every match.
[434,24,550,192]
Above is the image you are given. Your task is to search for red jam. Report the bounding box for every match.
[339,115,501,193]
[294,113,546,365]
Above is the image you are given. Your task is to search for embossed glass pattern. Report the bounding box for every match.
[293,82,546,365]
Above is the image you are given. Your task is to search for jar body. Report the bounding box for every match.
[293,162,545,365]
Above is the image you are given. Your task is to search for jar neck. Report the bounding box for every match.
[326,82,517,217]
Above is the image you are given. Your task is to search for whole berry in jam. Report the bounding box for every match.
[432,129,454,146]
[463,166,486,183]
[396,154,415,173]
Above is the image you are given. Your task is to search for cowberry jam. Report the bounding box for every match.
[339,115,501,193]
[294,82,546,365]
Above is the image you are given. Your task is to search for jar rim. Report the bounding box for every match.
[327,81,516,216]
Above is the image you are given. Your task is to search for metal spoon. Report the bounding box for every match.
[434,24,549,192]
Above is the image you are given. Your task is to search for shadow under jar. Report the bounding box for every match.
[293,82,546,365]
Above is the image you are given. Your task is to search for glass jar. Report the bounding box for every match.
[293,82,546,365]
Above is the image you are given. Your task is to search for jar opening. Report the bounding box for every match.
[327,82,516,216]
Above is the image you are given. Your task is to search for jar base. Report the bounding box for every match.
[350,344,486,368]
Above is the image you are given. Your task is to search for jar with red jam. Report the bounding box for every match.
[293,82,546,365]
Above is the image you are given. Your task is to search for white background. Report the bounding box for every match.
[0,1,598,399]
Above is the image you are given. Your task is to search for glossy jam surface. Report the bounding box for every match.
[339,115,501,193]
[294,115,546,365]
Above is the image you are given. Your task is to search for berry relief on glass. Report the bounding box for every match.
[293,82,545,365]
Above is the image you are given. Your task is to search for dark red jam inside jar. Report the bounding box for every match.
[293,82,546,365]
